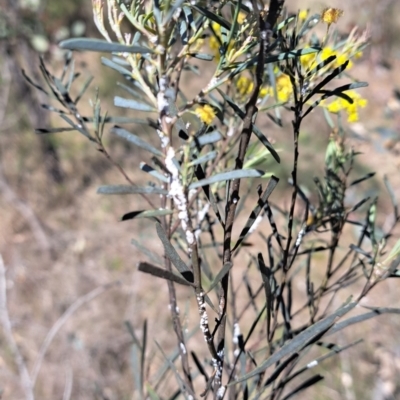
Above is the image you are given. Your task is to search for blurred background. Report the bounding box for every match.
[1,0,400,398]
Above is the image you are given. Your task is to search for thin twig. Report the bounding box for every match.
[31,280,121,386]
[0,254,35,400]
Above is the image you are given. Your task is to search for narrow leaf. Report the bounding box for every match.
[131,238,164,266]
[35,127,76,134]
[97,185,167,195]
[327,307,400,336]
[231,300,356,384]
[140,162,169,183]
[189,53,214,61]
[281,375,324,400]
[189,169,264,190]
[206,262,234,293]
[191,5,231,30]
[233,176,279,251]
[192,130,223,147]
[303,60,350,104]
[217,89,280,162]
[350,172,375,186]
[155,222,194,282]
[122,209,173,221]
[59,38,154,54]
[112,127,164,157]
[114,96,156,112]
[188,151,217,166]
[138,262,195,287]
[384,175,398,220]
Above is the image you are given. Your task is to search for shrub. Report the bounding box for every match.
[26,1,400,399]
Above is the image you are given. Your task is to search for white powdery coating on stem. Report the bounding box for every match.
[214,349,224,383]
[217,386,226,400]
[180,342,187,355]
[295,227,306,247]
[157,76,169,113]
[198,203,210,224]
[307,360,318,368]
[233,322,240,344]
[186,230,194,245]
[249,215,263,234]
[196,292,210,341]
[157,129,169,148]
[166,148,194,246]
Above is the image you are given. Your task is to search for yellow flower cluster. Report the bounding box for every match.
[209,12,246,59]
[301,46,354,72]
[271,74,293,102]
[324,90,367,122]
[299,10,308,21]
[209,22,222,55]
[195,104,216,125]
[321,7,343,26]
[236,76,254,97]
[235,74,293,103]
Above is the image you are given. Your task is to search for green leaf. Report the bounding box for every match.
[146,383,161,400]
[188,151,218,167]
[305,55,337,78]
[75,75,94,104]
[59,38,154,54]
[155,222,194,282]
[302,81,368,120]
[270,47,321,63]
[231,300,357,384]
[275,15,296,31]
[384,175,398,220]
[217,89,280,163]
[206,262,233,293]
[101,57,133,77]
[164,0,186,24]
[303,60,351,104]
[114,96,156,112]
[36,127,76,134]
[131,238,164,266]
[189,53,214,61]
[112,127,164,157]
[281,375,324,400]
[327,307,400,337]
[140,162,169,183]
[191,5,231,30]
[192,131,222,147]
[97,185,168,195]
[138,262,195,287]
[189,169,264,190]
[121,209,173,221]
[141,320,147,395]
[350,172,375,187]
[232,176,279,251]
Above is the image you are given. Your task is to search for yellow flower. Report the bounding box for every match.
[354,50,363,59]
[325,90,367,122]
[195,104,216,125]
[209,22,234,60]
[259,87,269,98]
[270,74,292,102]
[300,46,317,70]
[237,11,247,25]
[302,46,354,72]
[321,8,343,26]
[336,52,353,69]
[299,10,308,21]
[236,76,254,97]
